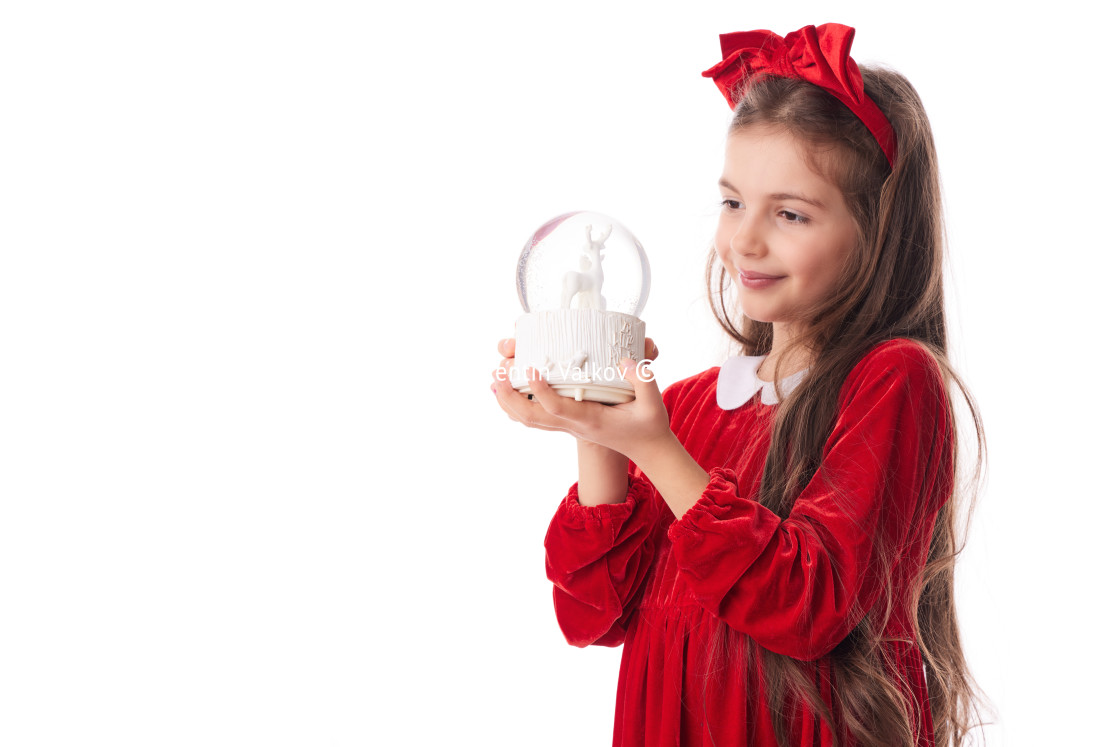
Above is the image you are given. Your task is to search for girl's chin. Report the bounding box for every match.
[737,305,796,328]
[735,303,780,324]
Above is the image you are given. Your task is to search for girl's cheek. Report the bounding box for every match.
[714,226,733,257]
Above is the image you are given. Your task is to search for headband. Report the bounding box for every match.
[701,23,897,168]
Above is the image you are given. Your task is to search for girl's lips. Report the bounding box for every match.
[739,271,784,289]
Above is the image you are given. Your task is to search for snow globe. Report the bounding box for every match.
[510,211,651,404]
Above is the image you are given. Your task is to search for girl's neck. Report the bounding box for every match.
[757,322,813,382]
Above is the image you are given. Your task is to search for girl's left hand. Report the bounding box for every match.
[491,340,671,465]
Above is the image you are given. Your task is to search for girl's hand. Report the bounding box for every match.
[491,337,670,464]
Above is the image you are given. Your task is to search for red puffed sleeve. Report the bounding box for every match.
[542,381,685,648]
[666,340,952,661]
[543,473,663,648]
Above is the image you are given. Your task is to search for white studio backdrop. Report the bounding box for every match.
[1,1,1116,745]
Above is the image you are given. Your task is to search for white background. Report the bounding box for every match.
[1,1,1116,745]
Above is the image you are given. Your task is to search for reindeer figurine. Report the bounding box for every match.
[560,224,611,310]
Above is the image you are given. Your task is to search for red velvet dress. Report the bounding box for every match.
[543,339,951,746]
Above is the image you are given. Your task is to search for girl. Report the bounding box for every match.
[492,23,985,747]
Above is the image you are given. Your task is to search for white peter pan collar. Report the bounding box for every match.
[716,355,810,410]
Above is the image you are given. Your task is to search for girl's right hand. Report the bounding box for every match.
[493,337,661,507]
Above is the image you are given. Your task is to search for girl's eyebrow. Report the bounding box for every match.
[771,192,826,210]
[719,179,826,210]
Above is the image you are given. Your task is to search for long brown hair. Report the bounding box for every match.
[700,70,989,746]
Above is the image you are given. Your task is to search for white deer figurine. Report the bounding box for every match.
[560,224,611,310]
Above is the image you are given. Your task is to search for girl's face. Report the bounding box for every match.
[716,127,859,331]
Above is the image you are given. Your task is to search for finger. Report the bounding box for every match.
[644,337,658,361]
[497,338,516,359]
[492,357,515,382]
[526,368,605,428]
[620,357,662,402]
[493,375,571,433]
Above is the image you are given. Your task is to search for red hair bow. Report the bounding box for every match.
[702,23,896,168]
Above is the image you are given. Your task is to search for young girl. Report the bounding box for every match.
[492,23,984,747]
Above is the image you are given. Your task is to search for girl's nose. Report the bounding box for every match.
[729,213,765,257]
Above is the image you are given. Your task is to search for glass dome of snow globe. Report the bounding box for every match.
[516,211,650,315]
[510,211,651,405]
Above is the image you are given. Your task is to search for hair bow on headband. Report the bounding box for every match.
[702,23,896,168]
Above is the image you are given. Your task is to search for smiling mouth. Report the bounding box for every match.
[738,272,784,290]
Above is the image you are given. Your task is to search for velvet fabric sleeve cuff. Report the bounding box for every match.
[547,475,659,576]
[544,474,663,648]
[667,467,769,540]
[666,467,781,601]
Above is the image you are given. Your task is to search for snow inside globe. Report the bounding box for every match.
[510,211,651,404]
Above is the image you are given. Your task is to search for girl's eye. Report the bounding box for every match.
[720,199,742,210]
[778,209,808,224]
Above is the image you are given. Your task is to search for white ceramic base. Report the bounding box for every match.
[515,381,635,405]
[510,309,644,405]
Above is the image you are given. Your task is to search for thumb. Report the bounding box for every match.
[619,357,660,400]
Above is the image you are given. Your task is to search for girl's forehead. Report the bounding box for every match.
[722,129,839,191]
[724,127,811,165]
